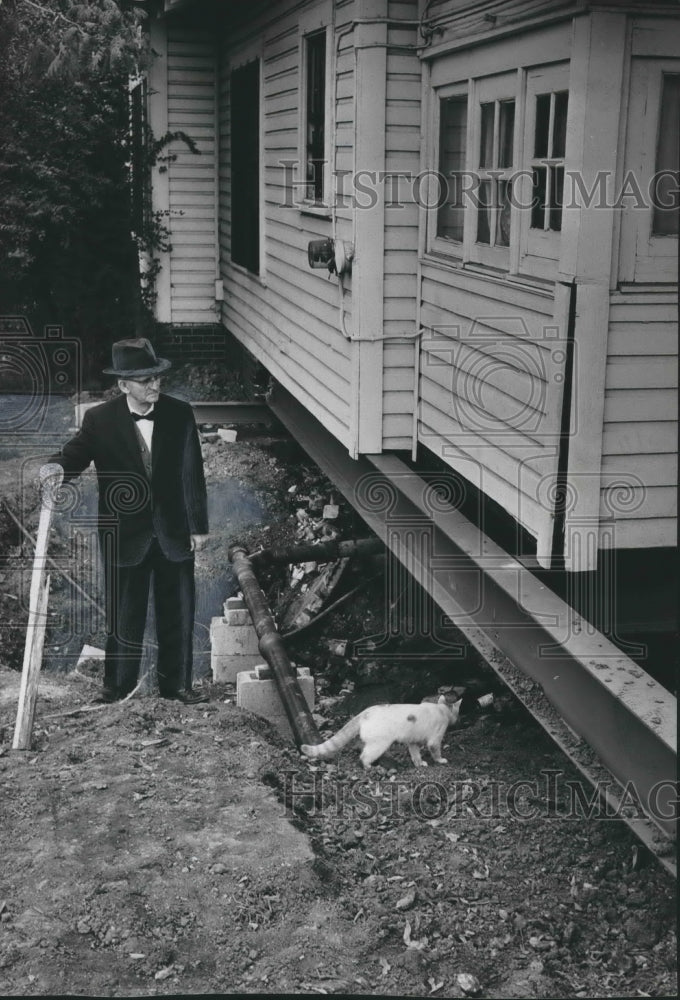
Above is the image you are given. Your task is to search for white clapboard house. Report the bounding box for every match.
[135,0,678,639]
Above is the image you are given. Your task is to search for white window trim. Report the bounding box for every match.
[467,71,517,270]
[426,66,572,284]
[297,12,333,216]
[518,62,570,280]
[428,79,469,260]
[621,58,679,283]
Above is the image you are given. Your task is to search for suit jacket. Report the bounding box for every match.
[51,393,208,565]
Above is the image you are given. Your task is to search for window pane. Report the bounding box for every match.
[477,180,491,243]
[552,91,569,158]
[531,166,546,229]
[498,100,515,168]
[652,74,680,236]
[496,179,512,246]
[534,93,550,159]
[437,96,468,241]
[306,31,326,203]
[479,102,494,168]
[549,165,564,231]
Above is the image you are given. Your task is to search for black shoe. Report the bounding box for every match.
[95,687,123,704]
[163,689,208,705]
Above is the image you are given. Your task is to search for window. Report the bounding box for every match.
[476,98,515,248]
[652,73,679,236]
[437,94,467,242]
[304,30,327,205]
[129,79,150,236]
[519,63,570,275]
[620,58,679,283]
[429,65,570,277]
[468,72,517,267]
[230,59,260,274]
[529,89,568,233]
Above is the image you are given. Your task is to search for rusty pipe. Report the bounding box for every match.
[228,545,321,747]
[249,535,383,568]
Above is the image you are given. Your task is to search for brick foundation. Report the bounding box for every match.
[153,324,229,364]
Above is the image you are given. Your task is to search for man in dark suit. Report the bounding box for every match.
[40,338,209,704]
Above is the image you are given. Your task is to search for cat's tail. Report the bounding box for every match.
[300,715,362,759]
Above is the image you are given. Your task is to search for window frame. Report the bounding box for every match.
[427,66,573,281]
[620,58,679,283]
[467,71,518,269]
[298,22,333,216]
[429,80,469,260]
[518,63,570,277]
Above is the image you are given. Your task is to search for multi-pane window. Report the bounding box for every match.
[430,65,569,276]
[530,90,568,232]
[305,30,327,205]
[476,99,515,247]
[652,73,679,236]
[437,95,467,242]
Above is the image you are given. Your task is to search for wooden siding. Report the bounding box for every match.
[421,0,579,46]
[218,0,354,450]
[166,26,218,324]
[382,1,421,450]
[599,290,678,548]
[417,262,563,556]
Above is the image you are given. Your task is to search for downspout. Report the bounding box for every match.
[228,546,321,747]
[550,280,578,569]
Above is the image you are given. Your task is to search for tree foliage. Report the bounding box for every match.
[0,0,151,382]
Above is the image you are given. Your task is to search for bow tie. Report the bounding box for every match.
[131,410,155,422]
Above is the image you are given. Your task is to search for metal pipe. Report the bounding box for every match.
[228,545,321,747]
[249,535,383,568]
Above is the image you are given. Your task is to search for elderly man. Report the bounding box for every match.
[41,338,209,704]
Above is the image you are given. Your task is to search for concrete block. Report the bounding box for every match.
[223,598,252,626]
[212,651,262,684]
[236,664,315,741]
[210,616,259,656]
[217,428,238,443]
[210,615,261,683]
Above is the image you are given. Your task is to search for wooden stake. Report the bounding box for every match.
[13,498,55,750]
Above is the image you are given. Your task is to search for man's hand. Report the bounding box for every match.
[190,534,209,552]
[39,463,64,504]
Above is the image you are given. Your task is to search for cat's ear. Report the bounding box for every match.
[451,698,463,711]
[437,694,446,704]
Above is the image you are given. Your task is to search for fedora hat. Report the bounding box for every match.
[102,338,172,378]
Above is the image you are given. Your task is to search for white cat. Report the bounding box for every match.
[301,696,461,768]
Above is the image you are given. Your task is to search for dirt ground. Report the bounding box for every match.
[0,370,677,998]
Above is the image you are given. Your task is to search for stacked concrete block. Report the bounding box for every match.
[237,664,315,740]
[210,597,261,683]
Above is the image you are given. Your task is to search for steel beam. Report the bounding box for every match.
[268,384,677,867]
[190,401,274,426]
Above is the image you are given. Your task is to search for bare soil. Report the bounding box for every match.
[0,376,676,998]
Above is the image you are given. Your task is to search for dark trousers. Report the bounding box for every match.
[104,540,195,696]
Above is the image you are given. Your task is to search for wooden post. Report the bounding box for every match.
[13,498,55,750]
